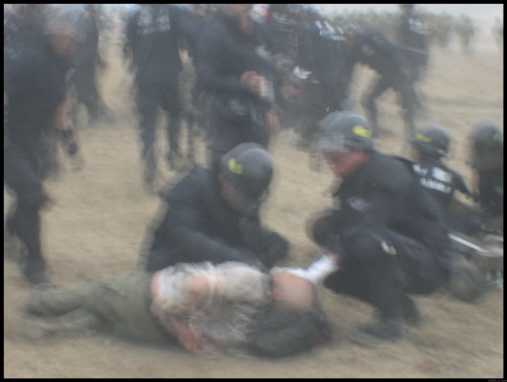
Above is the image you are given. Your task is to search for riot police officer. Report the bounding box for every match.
[125,4,199,190]
[397,4,429,83]
[467,120,503,233]
[309,111,453,345]
[142,142,289,272]
[197,4,279,173]
[4,5,85,284]
[342,25,418,139]
[411,125,473,208]
[410,124,476,233]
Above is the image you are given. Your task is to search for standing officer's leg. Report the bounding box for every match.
[161,81,183,170]
[4,147,51,284]
[362,75,391,136]
[395,77,418,141]
[136,82,159,188]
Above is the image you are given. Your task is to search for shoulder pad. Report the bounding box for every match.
[368,154,413,192]
[163,165,210,203]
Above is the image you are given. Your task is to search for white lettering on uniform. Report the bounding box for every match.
[412,163,428,176]
[420,178,452,194]
[432,167,452,183]
[138,6,171,35]
[347,196,371,212]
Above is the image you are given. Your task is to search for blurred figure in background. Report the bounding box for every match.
[125,4,199,191]
[455,15,476,54]
[197,4,279,173]
[397,4,429,84]
[492,17,503,53]
[68,4,115,127]
[290,7,353,149]
[342,25,418,139]
[4,5,84,284]
[466,120,503,234]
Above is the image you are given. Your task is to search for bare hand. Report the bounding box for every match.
[241,71,264,95]
[265,109,281,134]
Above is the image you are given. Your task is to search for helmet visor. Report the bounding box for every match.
[315,132,352,153]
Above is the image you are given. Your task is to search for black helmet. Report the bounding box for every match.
[316,111,374,152]
[220,143,274,201]
[468,120,503,170]
[470,120,503,153]
[411,124,450,157]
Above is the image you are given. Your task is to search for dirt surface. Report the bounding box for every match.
[4,35,504,378]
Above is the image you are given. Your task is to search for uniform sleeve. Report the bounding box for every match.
[196,24,246,95]
[4,47,38,98]
[146,169,259,271]
[338,159,414,246]
[167,204,259,265]
[453,172,473,199]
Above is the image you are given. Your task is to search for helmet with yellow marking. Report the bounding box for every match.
[411,124,450,157]
[468,119,503,170]
[220,143,274,201]
[316,111,374,152]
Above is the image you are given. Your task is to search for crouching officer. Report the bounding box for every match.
[410,124,476,233]
[308,111,453,345]
[142,142,289,272]
[467,120,503,234]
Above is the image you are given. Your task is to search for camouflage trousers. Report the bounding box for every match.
[24,270,172,343]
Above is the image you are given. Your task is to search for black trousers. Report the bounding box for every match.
[363,73,417,137]
[323,228,448,320]
[136,81,182,159]
[4,145,49,263]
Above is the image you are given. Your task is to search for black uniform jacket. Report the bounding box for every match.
[477,166,503,217]
[327,151,452,273]
[397,11,428,66]
[146,166,284,272]
[126,5,199,84]
[197,13,274,105]
[356,31,409,78]
[4,35,68,154]
[412,156,472,209]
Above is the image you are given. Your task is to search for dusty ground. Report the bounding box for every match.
[4,34,504,378]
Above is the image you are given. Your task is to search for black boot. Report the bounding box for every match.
[401,295,423,327]
[23,257,52,285]
[351,317,406,346]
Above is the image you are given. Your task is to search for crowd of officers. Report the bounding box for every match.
[4,4,503,354]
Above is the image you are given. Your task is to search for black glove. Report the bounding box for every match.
[240,217,289,268]
[310,214,335,247]
[257,231,289,268]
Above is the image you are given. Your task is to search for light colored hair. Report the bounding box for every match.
[272,272,316,311]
